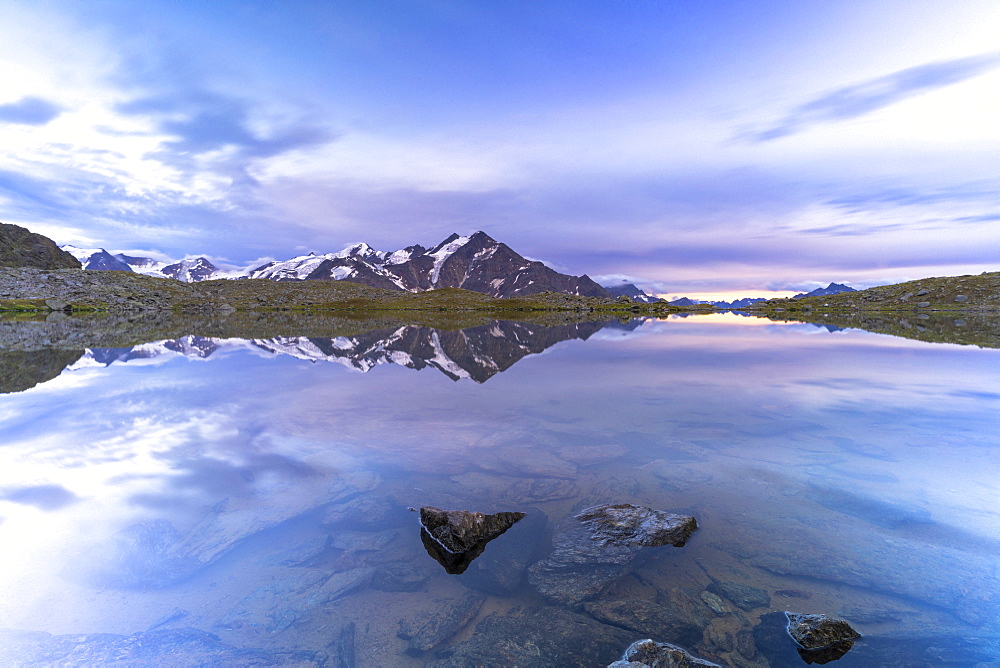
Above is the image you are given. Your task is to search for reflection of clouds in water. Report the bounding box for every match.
[129,450,323,514]
[0,484,79,510]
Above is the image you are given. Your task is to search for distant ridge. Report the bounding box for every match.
[793,282,855,299]
[64,231,610,299]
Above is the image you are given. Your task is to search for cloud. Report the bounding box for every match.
[827,180,1000,211]
[742,52,1000,142]
[0,96,62,125]
[0,484,79,510]
[115,89,336,185]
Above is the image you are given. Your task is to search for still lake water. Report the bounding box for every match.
[1,313,999,666]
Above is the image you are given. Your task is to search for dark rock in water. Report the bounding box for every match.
[397,592,486,655]
[529,504,697,606]
[0,627,326,666]
[420,506,525,552]
[419,506,525,574]
[460,508,546,595]
[796,639,856,664]
[583,599,703,648]
[578,503,698,547]
[607,639,721,667]
[750,612,859,664]
[427,606,634,667]
[786,612,861,650]
[754,611,813,666]
[707,581,770,611]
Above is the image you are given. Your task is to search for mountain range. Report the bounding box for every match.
[61,231,611,299]
[792,282,856,299]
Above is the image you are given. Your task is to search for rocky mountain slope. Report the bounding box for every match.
[1,223,81,270]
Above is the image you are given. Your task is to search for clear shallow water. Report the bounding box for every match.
[1,314,999,666]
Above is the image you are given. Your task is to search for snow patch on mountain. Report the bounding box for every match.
[428,235,470,285]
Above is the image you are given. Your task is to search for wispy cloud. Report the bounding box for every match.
[115,89,336,189]
[827,180,1000,211]
[0,96,63,125]
[742,52,1000,142]
[0,484,79,511]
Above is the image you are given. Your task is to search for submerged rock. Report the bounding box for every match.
[372,562,433,592]
[529,504,698,606]
[419,506,525,574]
[786,612,861,650]
[608,639,722,667]
[216,568,372,634]
[707,581,770,612]
[427,606,634,667]
[583,599,702,648]
[397,592,486,655]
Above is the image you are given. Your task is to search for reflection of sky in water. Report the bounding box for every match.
[1,314,999,663]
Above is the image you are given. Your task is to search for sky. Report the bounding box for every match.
[0,0,998,300]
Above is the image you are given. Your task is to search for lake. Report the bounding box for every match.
[0,313,998,666]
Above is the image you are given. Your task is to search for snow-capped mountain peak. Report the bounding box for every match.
[59,232,611,298]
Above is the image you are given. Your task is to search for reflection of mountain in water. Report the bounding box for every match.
[253,321,605,382]
[0,349,84,394]
[57,320,606,386]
